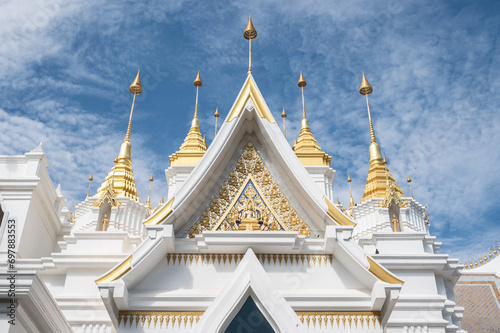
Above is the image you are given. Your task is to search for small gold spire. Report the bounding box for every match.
[96,71,142,202]
[464,261,468,269]
[475,258,478,267]
[407,175,414,198]
[489,249,493,259]
[214,107,220,137]
[244,16,257,74]
[494,245,498,256]
[359,72,403,203]
[347,174,355,211]
[294,72,331,166]
[169,71,207,166]
[146,174,153,212]
[281,107,287,138]
[336,197,340,204]
[87,173,93,198]
[160,196,164,204]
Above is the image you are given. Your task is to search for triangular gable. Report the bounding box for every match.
[142,75,354,232]
[194,248,304,332]
[189,142,310,237]
[225,74,275,123]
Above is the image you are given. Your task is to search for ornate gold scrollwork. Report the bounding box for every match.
[189,142,310,237]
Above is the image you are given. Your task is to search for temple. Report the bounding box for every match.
[1,17,486,333]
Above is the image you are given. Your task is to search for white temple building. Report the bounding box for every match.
[0,18,470,333]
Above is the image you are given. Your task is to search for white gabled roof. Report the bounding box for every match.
[142,74,354,234]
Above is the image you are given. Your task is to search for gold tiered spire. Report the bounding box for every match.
[169,71,208,166]
[244,16,257,74]
[96,71,142,202]
[359,72,403,203]
[293,72,331,166]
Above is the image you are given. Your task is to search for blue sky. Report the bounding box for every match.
[0,0,499,262]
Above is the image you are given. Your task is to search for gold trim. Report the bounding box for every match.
[296,311,380,329]
[165,253,333,267]
[324,198,356,226]
[95,255,133,284]
[117,311,203,329]
[226,77,274,123]
[143,196,175,225]
[367,256,404,285]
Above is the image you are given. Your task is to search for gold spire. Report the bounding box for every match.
[214,107,220,137]
[87,173,93,198]
[244,16,257,74]
[348,174,355,211]
[169,71,207,166]
[407,175,414,198]
[97,71,142,202]
[281,107,287,138]
[359,72,403,203]
[294,72,331,166]
[146,174,153,213]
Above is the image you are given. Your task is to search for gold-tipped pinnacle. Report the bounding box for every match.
[298,71,307,87]
[347,174,352,183]
[87,173,93,198]
[194,71,203,87]
[407,175,414,198]
[124,70,142,144]
[129,70,143,95]
[149,174,154,182]
[243,16,257,40]
[244,16,257,74]
[281,107,287,138]
[359,72,373,96]
[214,107,220,137]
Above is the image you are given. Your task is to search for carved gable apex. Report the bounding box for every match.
[189,142,311,237]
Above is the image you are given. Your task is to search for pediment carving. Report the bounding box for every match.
[189,142,310,237]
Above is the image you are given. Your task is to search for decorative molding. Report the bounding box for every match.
[165,253,333,267]
[117,311,203,329]
[296,311,381,329]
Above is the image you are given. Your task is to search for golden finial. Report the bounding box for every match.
[359,72,378,147]
[469,259,473,268]
[336,197,340,204]
[494,245,498,256]
[464,261,468,269]
[484,253,488,262]
[298,72,309,129]
[480,257,483,265]
[124,70,142,144]
[359,72,373,95]
[146,173,153,212]
[214,107,220,137]
[87,173,93,198]
[129,70,143,95]
[347,174,355,210]
[243,16,257,74]
[292,137,297,150]
[281,107,287,138]
[160,196,164,204]
[193,71,202,122]
[475,258,478,267]
[382,157,387,164]
[407,175,414,198]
